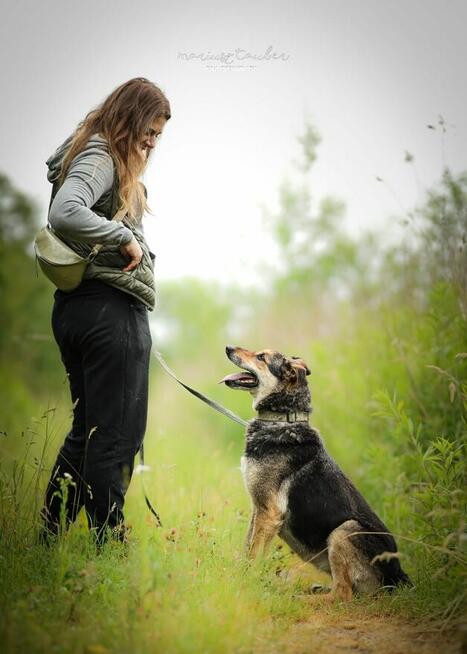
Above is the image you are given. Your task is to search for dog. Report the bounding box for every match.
[220,345,411,601]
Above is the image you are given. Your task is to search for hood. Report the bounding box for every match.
[46,133,110,184]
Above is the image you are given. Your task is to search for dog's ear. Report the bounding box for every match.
[270,353,310,383]
[272,356,298,384]
[291,356,311,376]
[282,356,310,387]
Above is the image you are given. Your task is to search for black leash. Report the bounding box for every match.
[152,350,248,427]
[138,444,163,527]
[141,350,248,528]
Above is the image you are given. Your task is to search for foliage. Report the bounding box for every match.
[0,121,466,652]
[0,174,63,435]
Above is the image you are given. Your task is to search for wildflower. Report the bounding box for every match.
[134,464,152,474]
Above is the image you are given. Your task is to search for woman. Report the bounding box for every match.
[40,78,170,545]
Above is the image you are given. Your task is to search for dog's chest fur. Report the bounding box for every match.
[241,421,320,511]
[241,454,291,513]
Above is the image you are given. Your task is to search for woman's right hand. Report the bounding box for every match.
[120,237,143,272]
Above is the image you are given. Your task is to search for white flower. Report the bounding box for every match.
[134,464,152,474]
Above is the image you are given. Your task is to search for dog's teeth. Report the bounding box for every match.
[219,372,257,386]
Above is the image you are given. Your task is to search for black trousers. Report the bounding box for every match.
[41,280,152,542]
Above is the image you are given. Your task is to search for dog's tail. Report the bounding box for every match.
[360,525,413,590]
[381,559,413,590]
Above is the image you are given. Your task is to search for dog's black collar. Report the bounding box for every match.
[256,410,309,423]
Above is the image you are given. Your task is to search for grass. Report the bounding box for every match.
[0,386,315,654]
[0,356,464,654]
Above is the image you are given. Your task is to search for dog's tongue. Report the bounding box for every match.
[218,372,254,384]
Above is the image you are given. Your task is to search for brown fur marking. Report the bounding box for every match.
[327,520,381,600]
[246,501,285,559]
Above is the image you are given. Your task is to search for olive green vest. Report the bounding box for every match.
[51,165,156,310]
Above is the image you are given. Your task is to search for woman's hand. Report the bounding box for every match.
[120,237,143,272]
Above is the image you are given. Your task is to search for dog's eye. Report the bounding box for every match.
[256,353,265,362]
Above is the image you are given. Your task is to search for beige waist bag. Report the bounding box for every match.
[34,226,101,292]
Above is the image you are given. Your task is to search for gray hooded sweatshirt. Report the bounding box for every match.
[45,134,156,310]
[46,134,134,246]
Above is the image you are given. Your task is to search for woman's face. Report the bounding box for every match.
[140,116,167,159]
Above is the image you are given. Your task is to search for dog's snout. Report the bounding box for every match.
[226,345,236,356]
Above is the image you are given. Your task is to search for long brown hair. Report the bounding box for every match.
[59,78,171,220]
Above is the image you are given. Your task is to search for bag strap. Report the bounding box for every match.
[88,243,103,260]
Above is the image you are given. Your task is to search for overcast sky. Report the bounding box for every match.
[1,0,466,286]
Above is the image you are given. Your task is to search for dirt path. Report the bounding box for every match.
[261,609,464,654]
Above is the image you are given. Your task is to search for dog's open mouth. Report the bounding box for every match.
[219,371,258,389]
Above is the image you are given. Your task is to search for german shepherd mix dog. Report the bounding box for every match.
[220,346,411,602]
